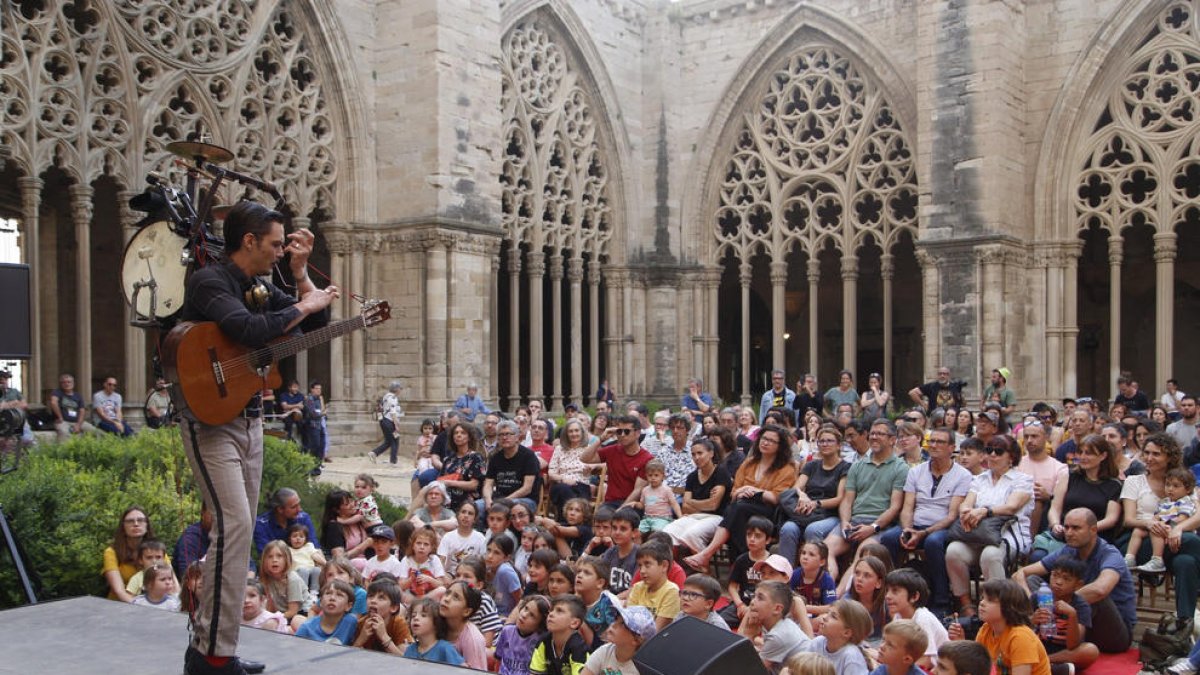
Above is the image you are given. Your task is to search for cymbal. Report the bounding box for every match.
[166,140,234,164]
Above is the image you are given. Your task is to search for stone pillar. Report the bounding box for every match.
[916,251,940,376]
[526,251,545,402]
[841,255,858,375]
[69,184,94,393]
[881,253,895,394]
[351,233,370,402]
[1063,242,1082,396]
[979,246,1005,379]
[739,261,752,405]
[567,257,584,407]
[1041,246,1063,398]
[1107,235,1123,389]
[622,276,635,397]
[588,259,601,403]
[18,177,43,399]
[770,260,787,374]
[807,259,820,382]
[324,228,349,402]
[491,254,501,405]
[507,248,522,409]
[1154,232,1177,389]
[704,266,721,391]
[118,190,146,398]
[424,237,448,403]
[291,218,313,395]
[548,253,564,410]
[690,272,705,384]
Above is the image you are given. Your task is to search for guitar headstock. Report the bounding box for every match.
[362,299,391,326]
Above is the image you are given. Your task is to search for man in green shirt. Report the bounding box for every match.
[982,367,1017,422]
[825,418,908,577]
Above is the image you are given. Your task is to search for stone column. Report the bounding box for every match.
[324,228,350,402]
[567,257,584,407]
[491,254,501,405]
[118,190,146,398]
[1107,235,1123,390]
[916,250,941,379]
[291,217,313,393]
[770,260,788,373]
[841,254,858,375]
[979,246,1005,378]
[881,253,895,394]
[1154,232,1177,389]
[588,259,601,403]
[622,275,635,397]
[1063,243,1082,396]
[807,259,820,381]
[424,236,448,404]
[548,253,564,410]
[18,177,43,399]
[507,248,522,409]
[704,266,721,390]
[1041,246,1063,398]
[739,261,753,405]
[690,271,705,383]
[69,184,94,392]
[526,251,545,403]
[351,233,371,403]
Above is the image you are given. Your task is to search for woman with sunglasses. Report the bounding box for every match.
[944,435,1033,615]
[1030,433,1123,563]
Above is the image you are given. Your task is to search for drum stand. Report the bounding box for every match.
[0,502,37,605]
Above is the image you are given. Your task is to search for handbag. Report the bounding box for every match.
[1140,613,1194,671]
[946,514,1013,547]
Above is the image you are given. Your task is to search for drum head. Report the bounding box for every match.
[0,408,25,437]
[121,221,189,319]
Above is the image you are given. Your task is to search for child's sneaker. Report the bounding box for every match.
[1168,659,1198,675]
[1124,554,1137,568]
[1134,556,1167,573]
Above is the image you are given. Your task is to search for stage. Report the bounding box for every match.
[0,596,464,674]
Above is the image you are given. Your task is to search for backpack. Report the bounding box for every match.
[1140,613,1194,671]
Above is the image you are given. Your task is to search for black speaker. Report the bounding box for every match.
[633,615,769,675]
[0,264,30,359]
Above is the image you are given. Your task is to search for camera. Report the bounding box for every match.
[943,613,984,640]
[950,379,969,388]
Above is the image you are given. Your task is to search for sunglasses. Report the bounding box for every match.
[902,416,921,422]
[612,428,634,436]
[984,447,1008,456]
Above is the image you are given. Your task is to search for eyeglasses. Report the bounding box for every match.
[124,517,148,525]
[869,431,893,438]
[902,416,921,423]
[678,590,706,600]
[984,447,1008,456]
[929,438,952,446]
[498,432,517,437]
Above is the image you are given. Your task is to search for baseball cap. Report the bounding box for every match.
[752,554,794,578]
[368,524,395,540]
[614,604,657,642]
[0,369,10,378]
[978,411,1000,427]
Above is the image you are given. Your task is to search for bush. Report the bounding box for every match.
[0,428,319,608]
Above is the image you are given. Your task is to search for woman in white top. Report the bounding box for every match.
[944,434,1032,614]
[548,419,596,513]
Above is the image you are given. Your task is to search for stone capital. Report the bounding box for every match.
[18,176,43,206]
[566,257,584,282]
[840,255,858,278]
[525,251,546,276]
[1153,231,1177,262]
[738,262,753,285]
[806,258,821,282]
[506,247,523,273]
[587,259,603,284]
[325,231,352,255]
[880,253,895,279]
[69,183,94,222]
[548,254,565,280]
[1107,236,1124,265]
[769,260,788,285]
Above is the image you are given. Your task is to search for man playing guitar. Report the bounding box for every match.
[180,201,338,675]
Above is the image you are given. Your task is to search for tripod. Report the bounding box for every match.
[0,503,36,605]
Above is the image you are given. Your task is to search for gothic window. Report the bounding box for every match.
[500,18,613,259]
[1073,1,1200,236]
[713,46,917,261]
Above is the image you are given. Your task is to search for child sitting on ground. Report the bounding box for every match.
[582,605,657,675]
[287,523,327,597]
[531,594,592,675]
[624,459,682,533]
[438,501,487,576]
[320,557,368,615]
[405,596,465,665]
[751,580,813,673]
[934,640,994,675]
[486,503,517,548]
[537,497,594,560]
[1131,468,1197,572]
[124,540,177,598]
[582,506,614,558]
[746,555,813,635]
[576,556,620,649]
[456,556,504,647]
[883,568,947,668]
[521,548,561,601]
[485,536,524,616]
[351,578,412,655]
[843,556,889,641]
[791,541,838,615]
[785,651,837,675]
[804,599,872,675]
[398,526,449,601]
[870,620,928,675]
[719,515,774,629]
[600,508,641,597]
[627,542,681,631]
[131,562,180,612]
[1032,557,1098,675]
[629,531,688,589]
[363,524,406,583]
[495,595,549,675]
[260,539,309,623]
[947,580,1051,675]
[675,573,730,629]
[242,578,289,632]
[295,579,358,644]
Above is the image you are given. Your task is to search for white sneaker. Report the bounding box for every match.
[1136,557,1167,573]
[1125,554,1137,567]
[1168,659,1197,675]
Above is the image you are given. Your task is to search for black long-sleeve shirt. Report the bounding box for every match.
[182,262,328,346]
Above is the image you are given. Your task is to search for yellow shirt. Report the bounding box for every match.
[976,623,1051,675]
[627,580,680,620]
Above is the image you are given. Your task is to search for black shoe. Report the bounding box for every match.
[184,646,264,675]
[241,659,265,674]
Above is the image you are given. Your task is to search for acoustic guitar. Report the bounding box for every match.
[162,300,390,426]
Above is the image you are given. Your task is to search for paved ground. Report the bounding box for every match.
[318,443,415,508]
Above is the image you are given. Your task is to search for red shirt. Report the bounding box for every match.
[531,443,555,476]
[632,560,687,588]
[598,443,653,502]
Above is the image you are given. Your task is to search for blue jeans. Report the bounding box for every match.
[878,526,952,614]
[98,419,135,437]
[778,516,841,564]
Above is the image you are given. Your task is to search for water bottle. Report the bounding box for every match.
[1037,582,1055,639]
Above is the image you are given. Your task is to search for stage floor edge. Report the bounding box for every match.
[0,596,468,674]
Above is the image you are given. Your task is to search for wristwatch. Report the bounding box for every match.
[985,507,994,518]
[872,523,881,533]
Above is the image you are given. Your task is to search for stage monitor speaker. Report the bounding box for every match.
[0,263,31,359]
[633,615,769,675]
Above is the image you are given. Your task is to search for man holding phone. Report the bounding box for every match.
[582,415,654,508]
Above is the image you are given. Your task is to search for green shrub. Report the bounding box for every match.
[0,428,319,608]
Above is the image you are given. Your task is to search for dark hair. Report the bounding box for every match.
[112,506,155,565]
[137,539,167,556]
[1047,556,1088,581]
[446,421,482,455]
[758,580,792,615]
[548,563,576,585]
[705,427,736,462]
[551,593,587,622]
[487,534,516,557]
[410,597,448,639]
[448,579,483,615]
[635,542,672,565]
[683,573,722,602]
[593,505,616,523]
[612,507,641,529]
[748,424,794,475]
[286,523,310,542]
[577,556,610,588]
[984,434,1022,467]
[456,556,487,583]
[612,414,640,428]
[937,641,993,675]
[322,489,353,527]
[850,555,888,618]
[487,503,512,518]
[222,201,286,255]
[643,531,674,548]
[959,436,984,453]
[367,579,403,607]
[1166,467,1197,492]
[979,579,1031,627]
[1144,432,1183,471]
[745,515,775,538]
[322,578,356,605]
[420,417,436,430]
[392,520,415,554]
[1078,433,1120,480]
[529,548,561,572]
[883,568,929,607]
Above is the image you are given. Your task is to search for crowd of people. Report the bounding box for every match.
[98,368,1200,674]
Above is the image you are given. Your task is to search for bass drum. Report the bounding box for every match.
[0,408,26,437]
[121,220,189,321]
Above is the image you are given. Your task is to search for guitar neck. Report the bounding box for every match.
[263,316,366,363]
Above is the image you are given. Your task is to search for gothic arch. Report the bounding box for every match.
[682,2,918,264]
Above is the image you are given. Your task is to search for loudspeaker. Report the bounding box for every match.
[0,264,30,359]
[633,616,769,675]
